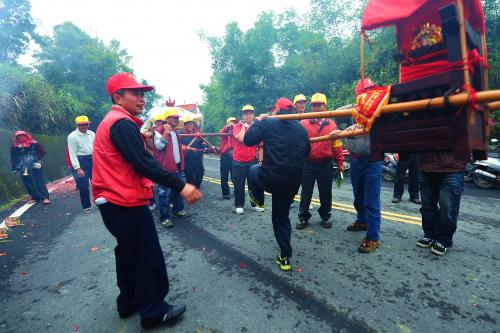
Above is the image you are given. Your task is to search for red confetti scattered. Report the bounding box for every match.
[21,272,28,275]
[73,324,79,331]
[239,262,246,269]
[90,247,98,252]
[0,252,6,256]
[295,268,303,273]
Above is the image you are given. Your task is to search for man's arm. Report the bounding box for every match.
[243,120,265,147]
[67,134,80,170]
[110,119,185,192]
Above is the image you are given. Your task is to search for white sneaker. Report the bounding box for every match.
[290,202,296,208]
[309,204,314,210]
[251,206,265,212]
[236,207,244,214]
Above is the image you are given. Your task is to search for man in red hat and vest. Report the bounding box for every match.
[92,73,202,329]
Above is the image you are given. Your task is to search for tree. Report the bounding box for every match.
[0,0,38,63]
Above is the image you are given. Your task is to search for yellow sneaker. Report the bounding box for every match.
[275,255,291,271]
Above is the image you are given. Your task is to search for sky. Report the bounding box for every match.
[28,0,310,106]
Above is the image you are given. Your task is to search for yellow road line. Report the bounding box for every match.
[202,176,421,226]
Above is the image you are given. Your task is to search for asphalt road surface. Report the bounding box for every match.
[1,156,499,333]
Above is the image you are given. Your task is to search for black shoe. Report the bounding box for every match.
[392,197,401,203]
[320,219,332,229]
[431,241,447,256]
[296,219,308,229]
[416,237,434,248]
[410,198,422,204]
[222,194,230,200]
[118,307,136,319]
[141,304,186,329]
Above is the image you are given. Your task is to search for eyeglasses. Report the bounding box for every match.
[311,103,324,107]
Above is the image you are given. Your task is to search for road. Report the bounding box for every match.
[0,156,499,333]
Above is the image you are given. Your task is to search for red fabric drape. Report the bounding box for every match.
[362,0,485,52]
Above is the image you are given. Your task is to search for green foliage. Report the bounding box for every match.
[0,64,83,135]
[200,0,499,138]
[0,0,38,63]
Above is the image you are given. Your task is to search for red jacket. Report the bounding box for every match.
[92,106,153,207]
[153,130,185,173]
[301,119,344,168]
[219,124,234,154]
[232,122,259,163]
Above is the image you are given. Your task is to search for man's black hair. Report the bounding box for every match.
[111,89,125,104]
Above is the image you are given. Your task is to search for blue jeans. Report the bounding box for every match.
[158,172,185,221]
[20,167,50,201]
[419,172,464,247]
[71,155,93,209]
[350,157,382,241]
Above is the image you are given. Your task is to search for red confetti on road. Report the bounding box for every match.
[295,267,303,273]
[0,252,7,256]
[239,262,246,269]
[21,272,28,275]
[73,324,79,331]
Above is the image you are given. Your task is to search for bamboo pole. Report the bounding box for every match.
[179,133,230,137]
[360,32,365,91]
[457,0,471,86]
[481,33,489,90]
[310,128,369,143]
[488,101,500,111]
[270,89,500,121]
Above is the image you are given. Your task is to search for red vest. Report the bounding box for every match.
[232,123,258,163]
[301,119,338,162]
[92,105,153,207]
[153,130,184,173]
[219,125,234,154]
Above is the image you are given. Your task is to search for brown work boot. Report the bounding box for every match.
[347,221,367,231]
[358,238,380,253]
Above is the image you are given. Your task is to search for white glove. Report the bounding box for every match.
[32,162,42,169]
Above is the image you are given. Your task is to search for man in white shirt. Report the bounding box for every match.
[68,115,95,211]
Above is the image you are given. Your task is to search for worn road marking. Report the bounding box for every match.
[202,176,421,226]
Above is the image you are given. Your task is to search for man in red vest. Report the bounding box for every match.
[297,93,344,229]
[153,108,189,228]
[219,117,238,199]
[92,73,202,329]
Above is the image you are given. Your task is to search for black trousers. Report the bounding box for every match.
[299,160,334,221]
[248,165,296,258]
[393,154,419,200]
[220,153,233,196]
[99,202,170,320]
[232,160,257,208]
[184,157,204,188]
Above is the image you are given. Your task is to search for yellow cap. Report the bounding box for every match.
[311,93,327,104]
[75,115,90,125]
[153,113,166,122]
[163,107,180,118]
[226,117,237,124]
[183,115,195,123]
[293,94,307,104]
[241,104,255,112]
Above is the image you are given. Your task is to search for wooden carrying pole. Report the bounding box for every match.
[270,89,500,121]
[456,0,471,86]
[310,128,369,143]
[179,133,230,137]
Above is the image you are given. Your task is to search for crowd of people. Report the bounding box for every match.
[7,72,468,329]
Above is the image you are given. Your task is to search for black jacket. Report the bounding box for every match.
[244,117,310,194]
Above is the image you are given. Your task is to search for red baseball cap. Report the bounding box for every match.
[275,97,294,110]
[106,72,154,96]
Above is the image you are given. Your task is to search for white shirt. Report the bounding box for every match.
[67,129,95,170]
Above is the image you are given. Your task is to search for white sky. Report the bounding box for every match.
[29,0,310,105]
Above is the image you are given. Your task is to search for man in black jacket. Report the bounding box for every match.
[244,98,310,271]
